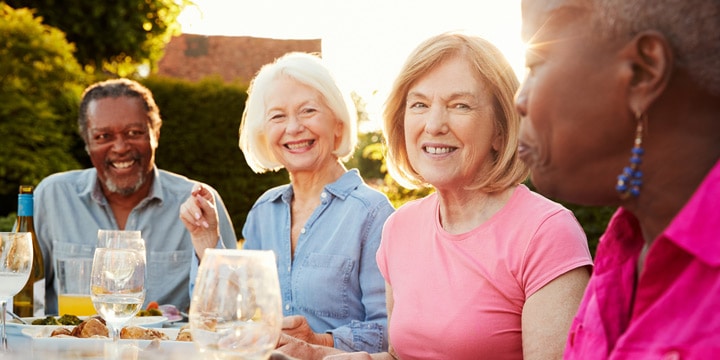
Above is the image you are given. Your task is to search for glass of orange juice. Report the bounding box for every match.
[56,258,95,316]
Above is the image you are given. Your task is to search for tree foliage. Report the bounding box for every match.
[5,0,187,77]
[0,3,86,210]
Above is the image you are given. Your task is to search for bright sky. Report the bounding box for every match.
[178,0,524,130]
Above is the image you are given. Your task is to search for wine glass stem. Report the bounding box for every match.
[111,325,121,342]
[1,300,8,351]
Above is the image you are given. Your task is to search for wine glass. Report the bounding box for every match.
[90,241,146,343]
[0,232,32,352]
[97,229,142,249]
[189,249,282,360]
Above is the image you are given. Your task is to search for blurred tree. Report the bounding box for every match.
[4,0,188,77]
[345,91,371,172]
[350,90,370,124]
[359,135,434,208]
[0,213,15,232]
[353,131,385,180]
[0,3,87,214]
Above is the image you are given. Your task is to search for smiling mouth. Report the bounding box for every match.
[111,160,136,169]
[423,146,457,154]
[285,140,315,150]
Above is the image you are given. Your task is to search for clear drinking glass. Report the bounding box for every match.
[97,229,142,249]
[189,249,282,360]
[90,243,146,343]
[0,232,32,352]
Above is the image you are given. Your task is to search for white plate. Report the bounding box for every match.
[5,316,65,336]
[22,327,196,358]
[127,316,168,328]
[22,325,180,339]
[6,315,167,336]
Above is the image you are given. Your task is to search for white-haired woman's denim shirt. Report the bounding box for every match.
[243,169,393,353]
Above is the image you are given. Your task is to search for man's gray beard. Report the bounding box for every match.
[104,172,145,196]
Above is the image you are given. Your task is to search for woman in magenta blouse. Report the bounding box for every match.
[515,0,720,358]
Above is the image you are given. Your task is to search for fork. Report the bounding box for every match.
[5,310,29,325]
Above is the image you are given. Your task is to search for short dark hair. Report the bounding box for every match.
[78,78,162,143]
[592,0,720,96]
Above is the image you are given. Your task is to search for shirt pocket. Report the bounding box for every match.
[295,253,355,319]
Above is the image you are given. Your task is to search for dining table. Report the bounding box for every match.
[4,319,297,360]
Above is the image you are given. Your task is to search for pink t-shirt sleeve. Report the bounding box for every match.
[519,208,593,298]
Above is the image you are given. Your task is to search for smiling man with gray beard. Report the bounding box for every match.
[33,79,238,315]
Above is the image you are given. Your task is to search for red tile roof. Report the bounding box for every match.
[157,34,322,84]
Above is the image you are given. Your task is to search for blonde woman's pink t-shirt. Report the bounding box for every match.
[377,185,592,360]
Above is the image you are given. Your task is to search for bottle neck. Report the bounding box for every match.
[17,193,33,217]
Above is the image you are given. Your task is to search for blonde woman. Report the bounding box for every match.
[277,33,592,360]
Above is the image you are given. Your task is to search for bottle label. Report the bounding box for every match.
[18,194,33,217]
[33,279,45,316]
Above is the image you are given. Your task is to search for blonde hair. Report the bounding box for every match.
[383,32,528,191]
[239,52,357,173]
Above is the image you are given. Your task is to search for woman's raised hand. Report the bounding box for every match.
[179,183,220,260]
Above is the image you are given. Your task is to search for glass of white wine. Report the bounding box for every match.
[0,232,32,352]
[189,249,283,360]
[90,242,146,343]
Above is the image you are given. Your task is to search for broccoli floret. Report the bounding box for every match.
[31,316,60,325]
[58,314,82,325]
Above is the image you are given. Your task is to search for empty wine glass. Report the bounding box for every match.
[189,249,282,360]
[0,232,32,352]
[90,243,146,343]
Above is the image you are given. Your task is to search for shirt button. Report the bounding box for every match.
[285,304,290,310]
[300,228,306,234]
[662,351,681,360]
[320,192,327,198]
[287,266,291,272]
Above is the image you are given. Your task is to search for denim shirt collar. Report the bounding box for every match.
[274,169,364,204]
[83,165,164,208]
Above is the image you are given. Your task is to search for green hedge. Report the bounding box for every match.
[142,76,288,237]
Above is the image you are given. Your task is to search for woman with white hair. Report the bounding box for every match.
[180,52,393,353]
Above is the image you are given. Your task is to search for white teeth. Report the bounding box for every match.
[113,161,134,169]
[287,140,313,150]
[425,146,454,154]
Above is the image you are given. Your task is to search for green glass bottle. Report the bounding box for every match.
[12,185,45,317]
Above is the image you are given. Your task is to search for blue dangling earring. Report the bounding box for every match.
[616,111,646,199]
